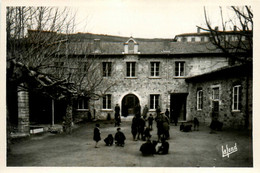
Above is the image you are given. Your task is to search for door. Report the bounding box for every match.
[122,94,140,117]
[170,93,188,122]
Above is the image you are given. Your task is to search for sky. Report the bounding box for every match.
[72,0,240,38]
[1,0,256,39]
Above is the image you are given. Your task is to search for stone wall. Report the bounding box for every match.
[87,54,229,120]
[186,74,252,129]
[17,86,30,133]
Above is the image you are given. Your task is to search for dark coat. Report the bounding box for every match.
[140,141,156,155]
[142,106,149,118]
[157,141,169,154]
[115,105,120,117]
[137,117,145,133]
[148,116,154,124]
[93,127,101,142]
[131,117,138,135]
[104,134,114,146]
[115,131,126,144]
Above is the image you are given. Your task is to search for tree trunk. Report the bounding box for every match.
[64,97,73,134]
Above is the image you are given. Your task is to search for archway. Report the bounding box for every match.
[121,94,140,117]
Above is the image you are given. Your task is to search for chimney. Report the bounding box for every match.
[214,26,219,31]
[197,27,200,34]
[233,25,237,31]
[94,39,101,53]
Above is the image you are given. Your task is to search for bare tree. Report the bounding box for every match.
[198,6,253,64]
[197,6,253,129]
[6,6,117,137]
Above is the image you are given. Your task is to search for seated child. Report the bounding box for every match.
[104,134,114,146]
[115,128,126,147]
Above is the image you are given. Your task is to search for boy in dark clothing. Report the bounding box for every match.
[148,114,154,130]
[157,138,169,154]
[194,117,200,131]
[131,115,138,140]
[114,104,121,127]
[104,134,114,146]
[115,128,126,147]
[143,127,151,141]
[93,124,101,148]
[137,116,145,140]
[140,139,156,156]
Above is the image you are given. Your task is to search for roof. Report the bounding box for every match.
[58,33,222,55]
[185,63,252,83]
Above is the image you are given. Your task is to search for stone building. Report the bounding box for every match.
[8,29,252,136]
[186,63,252,129]
[61,33,230,122]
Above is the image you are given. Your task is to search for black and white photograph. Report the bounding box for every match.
[1,0,259,172]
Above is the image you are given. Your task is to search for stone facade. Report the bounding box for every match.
[186,64,252,129]
[17,86,30,133]
[78,53,229,120]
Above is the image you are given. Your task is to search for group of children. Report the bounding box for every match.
[93,122,169,156]
[93,124,126,148]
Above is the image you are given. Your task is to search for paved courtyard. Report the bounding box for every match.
[7,119,253,167]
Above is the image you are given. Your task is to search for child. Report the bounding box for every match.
[93,124,101,148]
[115,128,126,147]
[148,114,154,130]
[104,134,114,146]
[157,137,169,154]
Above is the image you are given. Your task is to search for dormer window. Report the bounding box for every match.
[123,37,140,54]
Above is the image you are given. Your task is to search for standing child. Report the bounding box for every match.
[93,124,101,148]
[148,114,154,130]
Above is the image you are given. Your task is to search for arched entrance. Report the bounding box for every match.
[121,94,140,117]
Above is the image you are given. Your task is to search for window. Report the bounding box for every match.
[103,94,111,109]
[212,87,220,100]
[150,62,160,77]
[191,37,195,42]
[77,97,89,110]
[102,62,112,77]
[200,37,205,42]
[150,94,159,109]
[126,62,136,77]
[197,90,203,110]
[232,85,241,111]
[128,40,134,52]
[175,62,185,77]
[181,37,187,42]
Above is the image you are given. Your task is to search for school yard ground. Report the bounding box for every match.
[6,118,253,167]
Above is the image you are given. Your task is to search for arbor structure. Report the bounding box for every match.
[6,6,115,140]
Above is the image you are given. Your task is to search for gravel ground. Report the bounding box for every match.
[7,119,253,167]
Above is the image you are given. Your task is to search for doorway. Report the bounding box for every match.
[121,94,140,117]
[170,93,188,122]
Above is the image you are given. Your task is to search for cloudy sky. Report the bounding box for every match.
[72,0,243,38]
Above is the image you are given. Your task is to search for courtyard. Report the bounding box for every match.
[7,118,253,167]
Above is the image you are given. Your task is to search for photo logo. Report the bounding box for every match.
[222,143,238,158]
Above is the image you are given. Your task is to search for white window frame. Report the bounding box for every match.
[232,85,241,111]
[150,94,160,110]
[150,62,160,77]
[197,90,203,110]
[126,62,136,77]
[175,61,185,77]
[103,94,112,110]
[212,87,220,100]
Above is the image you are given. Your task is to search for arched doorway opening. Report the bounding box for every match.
[121,94,140,117]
